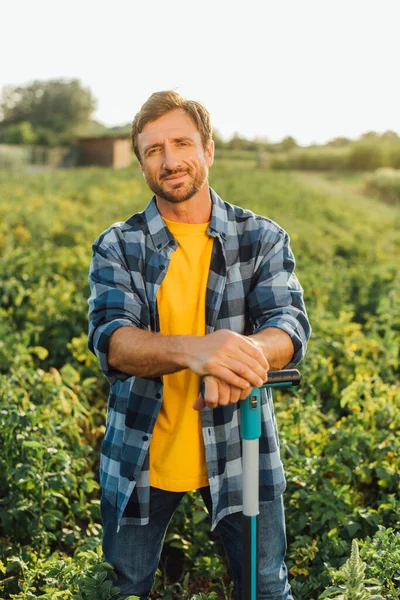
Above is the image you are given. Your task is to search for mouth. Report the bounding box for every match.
[163,172,188,182]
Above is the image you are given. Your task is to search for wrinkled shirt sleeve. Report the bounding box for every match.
[87,234,148,385]
[247,227,311,368]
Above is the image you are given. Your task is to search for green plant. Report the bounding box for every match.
[320,540,383,600]
[360,527,400,599]
[364,168,400,204]
[1,164,399,599]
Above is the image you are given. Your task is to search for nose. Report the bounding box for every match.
[162,143,181,171]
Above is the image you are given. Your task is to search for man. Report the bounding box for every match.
[87,90,311,599]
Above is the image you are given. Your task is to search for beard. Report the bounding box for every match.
[144,164,208,204]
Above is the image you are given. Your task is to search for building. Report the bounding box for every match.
[77,136,132,168]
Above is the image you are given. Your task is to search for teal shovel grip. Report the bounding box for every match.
[240,369,301,440]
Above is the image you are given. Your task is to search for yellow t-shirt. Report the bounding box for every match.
[149,217,214,491]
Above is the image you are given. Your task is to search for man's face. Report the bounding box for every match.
[137,108,214,204]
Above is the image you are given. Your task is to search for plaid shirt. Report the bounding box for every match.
[88,187,310,532]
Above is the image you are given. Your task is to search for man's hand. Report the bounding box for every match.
[193,375,254,411]
[185,329,269,391]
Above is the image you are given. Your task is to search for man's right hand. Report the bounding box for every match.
[184,329,269,390]
[192,374,252,411]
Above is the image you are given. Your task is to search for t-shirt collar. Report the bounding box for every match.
[144,187,228,251]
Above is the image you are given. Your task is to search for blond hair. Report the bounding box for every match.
[131,90,212,162]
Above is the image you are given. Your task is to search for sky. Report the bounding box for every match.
[1,0,399,145]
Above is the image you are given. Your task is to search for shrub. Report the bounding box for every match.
[347,143,386,171]
[271,147,349,171]
[364,168,400,204]
[0,121,37,145]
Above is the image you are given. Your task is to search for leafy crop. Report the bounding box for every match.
[0,162,399,598]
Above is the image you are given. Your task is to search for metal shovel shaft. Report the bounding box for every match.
[200,369,301,600]
[240,369,301,600]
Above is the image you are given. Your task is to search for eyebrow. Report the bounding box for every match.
[143,136,194,154]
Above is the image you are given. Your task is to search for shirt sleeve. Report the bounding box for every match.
[246,226,311,368]
[87,231,150,385]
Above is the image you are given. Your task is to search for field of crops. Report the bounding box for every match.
[0,161,399,599]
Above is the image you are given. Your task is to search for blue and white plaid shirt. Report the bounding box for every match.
[88,187,311,532]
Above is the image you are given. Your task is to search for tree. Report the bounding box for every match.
[227,132,247,150]
[347,142,385,171]
[226,132,259,152]
[360,131,379,141]
[0,121,37,144]
[211,127,225,149]
[327,136,352,148]
[278,136,298,152]
[381,130,400,142]
[0,78,97,135]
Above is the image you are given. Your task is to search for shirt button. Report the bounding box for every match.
[128,475,135,482]
[169,240,175,247]
[156,393,161,399]
[142,435,149,441]
[212,471,216,477]
[160,264,165,270]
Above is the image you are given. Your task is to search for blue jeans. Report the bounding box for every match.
[101,487,293,600]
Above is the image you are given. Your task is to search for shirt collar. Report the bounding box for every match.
[143,187,228,251]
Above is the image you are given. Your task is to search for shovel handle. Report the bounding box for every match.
[262,368,301,388]
[241,369,301,440]
[200,369,301,400]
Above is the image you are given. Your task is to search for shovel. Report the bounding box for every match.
[241,368,301,600]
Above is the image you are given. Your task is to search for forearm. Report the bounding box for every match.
[249,327,295,371]
[107,326,268,388]
[108,326,189,378]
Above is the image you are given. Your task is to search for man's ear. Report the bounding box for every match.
[205,139,214,168]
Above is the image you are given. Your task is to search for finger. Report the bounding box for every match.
[217,332,268,375]
[239,386,252,400]
[238,336,269,369]
[229,385,241,405]
[216,378,231,406]
[208,365,259,390]
[231,348,269,382]
[203,376,219,409]
[217,357,266,388]
[193,393,205,411]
